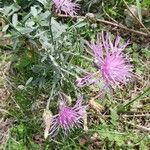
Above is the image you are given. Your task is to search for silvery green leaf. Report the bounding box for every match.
[3,33,11,38]
[13,38,19,50]
[74,22,87,28]
[3,3,21,16]
[40,20,49,27]
[25,77,33,86]
[23,13,32,22]
[41,55,47,62]
[25,19,35,28]
[17,27,33,34]
[2,24,9,32]
[51,18,68,39]
[37,0,47,5]
[49,54,59,67]
[38,77,45,89]
[34,30,45,38]
[30,6,38,17]
[30,5,42,17]
[12,13,18,27]
[71,18,87,28]
[37,31,53,49]
[39,11,50,19]
[41,41,53,50]
[0,8,3,13]
[37,11,50,26]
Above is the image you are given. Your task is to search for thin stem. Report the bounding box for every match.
[122,0,150,35]
[124,121,150,132]
[49,12,55,49]
[55,13,150,37]
[123,86,150,108]
[63,51,93,62]
[103,113,150,118]
[0,45,12,51]
[46,83,55,109]
[102,1,118,24]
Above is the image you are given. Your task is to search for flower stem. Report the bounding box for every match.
[46,83,55,110]
[49,11,55,50]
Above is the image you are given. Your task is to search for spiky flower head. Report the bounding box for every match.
[52,0,79,16]
[49,94,87,137]
[76,32,133,88]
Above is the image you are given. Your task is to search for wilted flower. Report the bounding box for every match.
[43,109,53,139]
[52,0,79,16]
[76,32,133,89]
[49,94,87,137]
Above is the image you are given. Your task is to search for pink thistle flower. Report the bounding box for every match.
[49,95,87,137]
[52,0,79,16]
[76,32,133,88]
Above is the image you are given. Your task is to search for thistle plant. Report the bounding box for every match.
[76,32,133,91]
[49,94,87,137]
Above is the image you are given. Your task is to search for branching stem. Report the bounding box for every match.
[55,14,150,37]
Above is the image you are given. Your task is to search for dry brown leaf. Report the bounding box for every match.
[83,112,88,132]
[42,109,53,139]
[89,99,104,113]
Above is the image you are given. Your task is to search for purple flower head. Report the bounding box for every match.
[49,94,87,137]
[76,73,98,87]
[76,32,133,88]
[52,0,79,16]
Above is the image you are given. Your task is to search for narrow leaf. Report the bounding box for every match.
[25,77,33,86]
[12,13,18,27]
[2,24,9,32]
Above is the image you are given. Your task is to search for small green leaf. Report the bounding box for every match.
[12,13,18,27]
[30,6,38,17]
[37,0,47,5]
[2,24,9,32]
[110,108,119,126]
[18,27,33,34]
[3,3,21,16]
[25,77,33,86]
